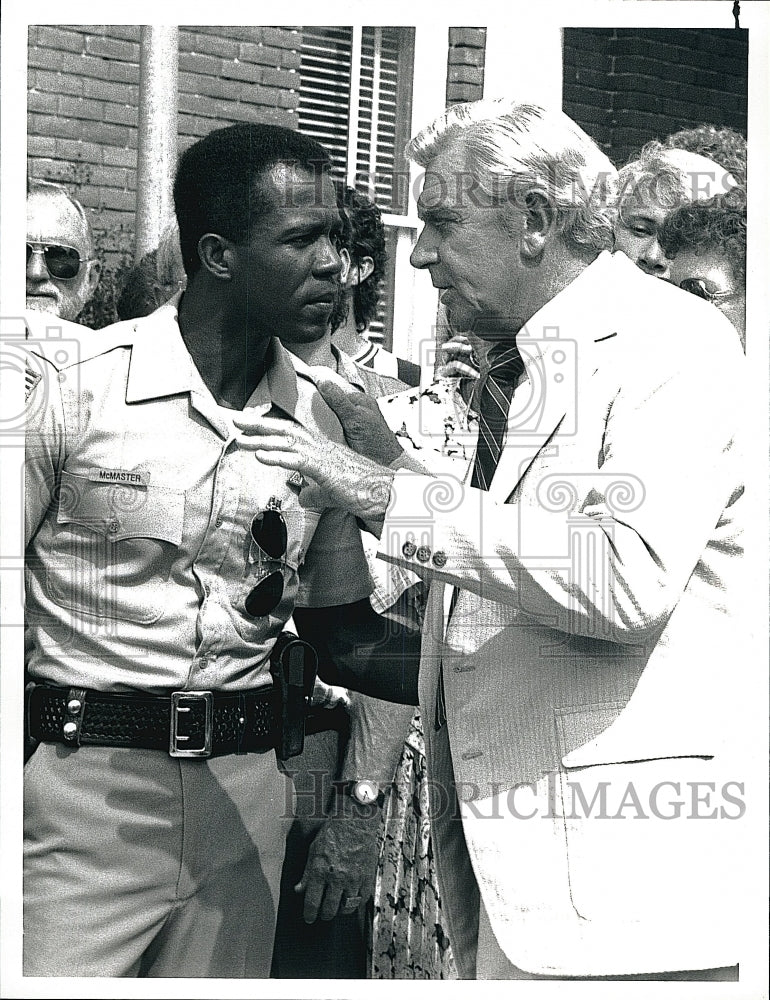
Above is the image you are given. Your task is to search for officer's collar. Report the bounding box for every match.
[125,294,202,403]
[248,336,304,424]
[330,344,367,390]
[126,294,316,432]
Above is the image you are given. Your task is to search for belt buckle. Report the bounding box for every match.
[170,691,214,758]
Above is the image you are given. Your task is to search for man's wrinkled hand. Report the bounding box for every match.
[311,677,351,711]
[232,413,394,523]
[295,810,382,923]
[315,379,404,466]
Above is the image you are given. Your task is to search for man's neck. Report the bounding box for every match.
[177,279,272,409]
[330,309,368,360]
[537,251,593,313]
[282,330,336,369]
[515,247,594,330]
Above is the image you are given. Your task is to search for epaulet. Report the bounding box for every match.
[23,311,137,371]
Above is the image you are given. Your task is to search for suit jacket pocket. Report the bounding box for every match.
[51,471,184,624]
[554,705,733,925]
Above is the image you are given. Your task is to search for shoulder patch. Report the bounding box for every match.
[24,365,43,401]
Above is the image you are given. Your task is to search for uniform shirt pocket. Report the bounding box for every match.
[51,471,184,624]
[230,502,322,639]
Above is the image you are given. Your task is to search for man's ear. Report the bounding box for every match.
[350,255,374,286]
[339,246,352,284]
[85,258,101,298]
[197,233,232,280]
[520,191,556,260]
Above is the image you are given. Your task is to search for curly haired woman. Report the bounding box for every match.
[659,187,747,350]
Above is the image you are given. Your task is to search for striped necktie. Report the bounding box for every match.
[435,341,525,731]
[470,343,526,490]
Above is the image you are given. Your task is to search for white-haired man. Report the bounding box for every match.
[235,100,747,981]
[26,180,101,320]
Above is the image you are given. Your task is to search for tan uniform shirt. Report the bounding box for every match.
[24,299,371,694]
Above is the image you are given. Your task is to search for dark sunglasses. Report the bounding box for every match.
[26,242,85,280]
[245,498,289,618]
[678,277,735,305]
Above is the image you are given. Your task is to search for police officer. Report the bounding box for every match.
[23,123,373,978]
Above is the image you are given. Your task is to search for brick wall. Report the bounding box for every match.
[29,24,750,243]
[28,25,300,262]
[563,28,748,167]
[28,25,489,247]
[447,27,486,104]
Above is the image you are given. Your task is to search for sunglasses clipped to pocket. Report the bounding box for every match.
[245,497,291,618]
[26,242,86,280]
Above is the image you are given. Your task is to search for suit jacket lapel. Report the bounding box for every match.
[487,252,617,502]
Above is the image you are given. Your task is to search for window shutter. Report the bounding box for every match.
[298,27,415,348]
[355,28,413,215]
[297,27,352,183]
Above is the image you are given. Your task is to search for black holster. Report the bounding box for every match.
[269,631,319,761]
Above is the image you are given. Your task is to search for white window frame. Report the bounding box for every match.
[297,24,446,373]
[378,26,446,375]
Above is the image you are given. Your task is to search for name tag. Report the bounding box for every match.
[88,467,150,487]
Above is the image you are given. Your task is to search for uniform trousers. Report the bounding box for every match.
[24,741,291,977]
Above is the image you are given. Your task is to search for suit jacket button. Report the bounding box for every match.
[416,546,431,563]
[432,550,447,568]
[402,541,417,558]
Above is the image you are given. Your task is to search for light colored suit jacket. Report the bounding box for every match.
[377,252,749,975]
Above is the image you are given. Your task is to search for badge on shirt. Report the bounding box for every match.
[87,467,151,487]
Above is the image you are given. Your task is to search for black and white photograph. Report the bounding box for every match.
[1,1,768,996]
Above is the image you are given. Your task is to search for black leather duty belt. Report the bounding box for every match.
[27,684,280,758]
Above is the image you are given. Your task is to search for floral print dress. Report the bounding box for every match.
[369,709,457,979]
[368,378,477,979]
